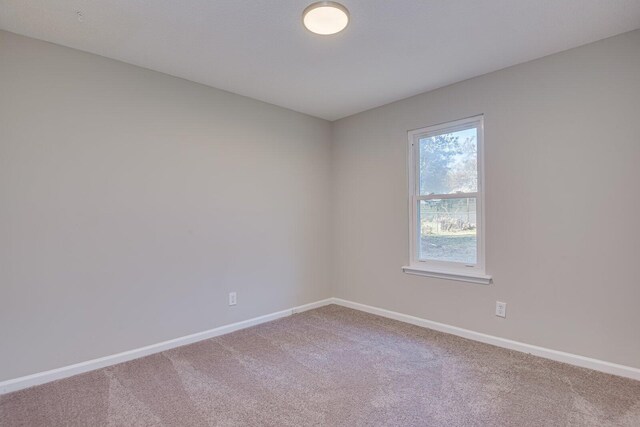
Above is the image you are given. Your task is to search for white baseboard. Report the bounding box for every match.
[2,296,638,395]
[0,298,333,395]
[331,298,640,381]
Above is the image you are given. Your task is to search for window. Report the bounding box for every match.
[403,115,491,284]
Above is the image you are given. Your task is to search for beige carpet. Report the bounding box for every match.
[1,305,639,426]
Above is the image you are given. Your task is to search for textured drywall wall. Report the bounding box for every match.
[331,30,640,369]
[0,31,332,381]
[2,28,640,382]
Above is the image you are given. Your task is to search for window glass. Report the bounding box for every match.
[408,116,485,274]
[418,198,477,264]
[419,127,477,195]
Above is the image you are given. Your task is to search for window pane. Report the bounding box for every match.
[419,198,477,264]
[419,127,477,195]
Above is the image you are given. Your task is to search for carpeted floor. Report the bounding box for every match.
[1,305,639,426]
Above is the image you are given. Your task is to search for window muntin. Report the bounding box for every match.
[408,116,485,275]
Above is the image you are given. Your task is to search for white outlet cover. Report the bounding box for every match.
[228,292,237,306]
[496,301,507,318]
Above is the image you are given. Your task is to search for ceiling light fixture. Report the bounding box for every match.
[303,1,350,35]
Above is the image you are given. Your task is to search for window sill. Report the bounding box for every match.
[401,266,492,285]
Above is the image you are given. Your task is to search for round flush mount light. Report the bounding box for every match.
[303,1,350,35]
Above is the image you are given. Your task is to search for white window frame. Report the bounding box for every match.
[402,115,491,284]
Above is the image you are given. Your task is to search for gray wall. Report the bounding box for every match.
[0,31,332,381]
[331,30,640,369]
[3,28,640,382]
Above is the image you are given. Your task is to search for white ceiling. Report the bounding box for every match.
[2,1,640,121]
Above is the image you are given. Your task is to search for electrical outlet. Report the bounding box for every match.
[228,292,237,306]
[495,301,506,318]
